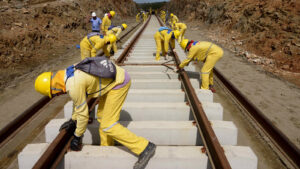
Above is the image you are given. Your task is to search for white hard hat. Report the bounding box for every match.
[92,12,96,17]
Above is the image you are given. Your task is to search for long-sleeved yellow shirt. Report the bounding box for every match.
[179,41,218,68]
[66,65,126,137]
[170,15,179,24]
[107,27,122,39]
[101,15,111,33]
[80,35,110,57]
[156,29,175,52]
[175,23,187,30]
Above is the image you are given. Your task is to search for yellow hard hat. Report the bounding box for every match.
[173,30,180,39]
[108,34,117,43]
[109,11,115,17]
[35,72,52,98]
[122,23,127,30]
[180,39,189,50]
[170,13,174,17]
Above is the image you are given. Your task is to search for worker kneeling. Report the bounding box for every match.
[107,23,127,56]
[80,33,117,60]
[154,27,180,61]
[179,39,224,93]
[34,57,156,169]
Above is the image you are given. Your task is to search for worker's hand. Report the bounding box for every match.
[59,119,76,132]
[70,135,82,151]
[110,49,115,56]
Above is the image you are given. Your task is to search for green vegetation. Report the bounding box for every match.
[137,1,167,11]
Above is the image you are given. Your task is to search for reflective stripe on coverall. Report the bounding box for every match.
[101,15,111,35]
[79,35,110,60]
[154,30,175,61]
[107,27,122,54]
[179,41,223,89]
[66,66,149,155]
[174,23,187,43]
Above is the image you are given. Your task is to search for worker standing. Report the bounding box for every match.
[142,12,147,23]
[136,12,141,22]
[169,13,179,29]
[87,12,102,33]
[107,23,127,55]
[179,39,224,93]
[34,56,156,169]
[160,11,166,24]
[79,33,117,59]
[101,11,116,35]
[174,22,187,43]
[154,27,180,61]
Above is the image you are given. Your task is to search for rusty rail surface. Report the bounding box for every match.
[213,68,300,168]
[33,16,151,169]
[155,14,232,169]
[0,96,51,148]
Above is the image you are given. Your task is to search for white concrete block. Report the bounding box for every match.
[202,102,223,120]
[131,79,181,89]
[46,119,237,146]
[196,89,213,102]
[127,89,185,102]
[65,146,208,169]
[123,65,176,72]
[129,72,178,79]
[224,145,258,169]
[18,143,63,169]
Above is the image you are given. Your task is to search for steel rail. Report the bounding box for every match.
[213,68,300,168]
[155,14,232,169]
[33,16,152,169]
[0,96,51,148]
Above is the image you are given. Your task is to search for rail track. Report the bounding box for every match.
[7,14,299,169]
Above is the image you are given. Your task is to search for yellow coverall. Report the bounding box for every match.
[160,11,166,24]
[170,15,179,29]
[107,27,122,54]
[179,42,223,89]
[101,15,111,35]
[174,23,187,43]
[154,30,175,61]
[79,35,110,60]
[142,13,147,23]
[66,66,148,155]
[136,13,140,22]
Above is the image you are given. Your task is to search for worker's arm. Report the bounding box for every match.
[69,82,89,137]
[115,27,122,39]
[103,45,110,57]
[91,39,103,57]
[179,47,197,68]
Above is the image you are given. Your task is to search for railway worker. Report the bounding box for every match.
[101,11,116,35]
[136,12,141,22]
[179,39,224,93]
[106,23,128,55]
[154,27,180,61]
[142,12,147,23]
[174,22,187,43]
[160,10,166,24]
[34,56,156,169]
[169,13,179,30]
[79,33,117,60]
[87,12,102,33]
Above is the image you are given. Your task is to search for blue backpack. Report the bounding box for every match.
[158,26,171,33]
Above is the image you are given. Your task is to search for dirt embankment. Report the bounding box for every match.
[0,0,138,89]
[167,0,300,73]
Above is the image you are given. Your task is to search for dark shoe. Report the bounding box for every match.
[133,142,156,169]
[209,85,216,93]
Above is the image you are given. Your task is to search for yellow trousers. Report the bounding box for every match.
[178,28,186,43]
[201,46,223,89]
[154,33,166,61]
[107,42,118,54]
[97,81,148,155]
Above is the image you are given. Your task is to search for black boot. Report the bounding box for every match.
[133,142,156,169]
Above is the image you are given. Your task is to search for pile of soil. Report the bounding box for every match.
[0,0,138,89]
[167,0,300,73]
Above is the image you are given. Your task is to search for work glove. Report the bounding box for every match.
[70,135,82,151]
[110,49,115,55]
[59,119,76,132]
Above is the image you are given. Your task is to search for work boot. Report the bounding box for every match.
[133,142,156,169]
[209,85,216,93]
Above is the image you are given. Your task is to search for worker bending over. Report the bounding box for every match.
[154,27,180,61]
[34,57,156,169]
[136,12,141,22]
[174,22,187,43]
[80,33,117,60]
[160,10,166,24]
[179,39,224,93]
[101,11,115,35]
[142,12,147,23]
[169,13,179,29]
[107,23,127,55]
